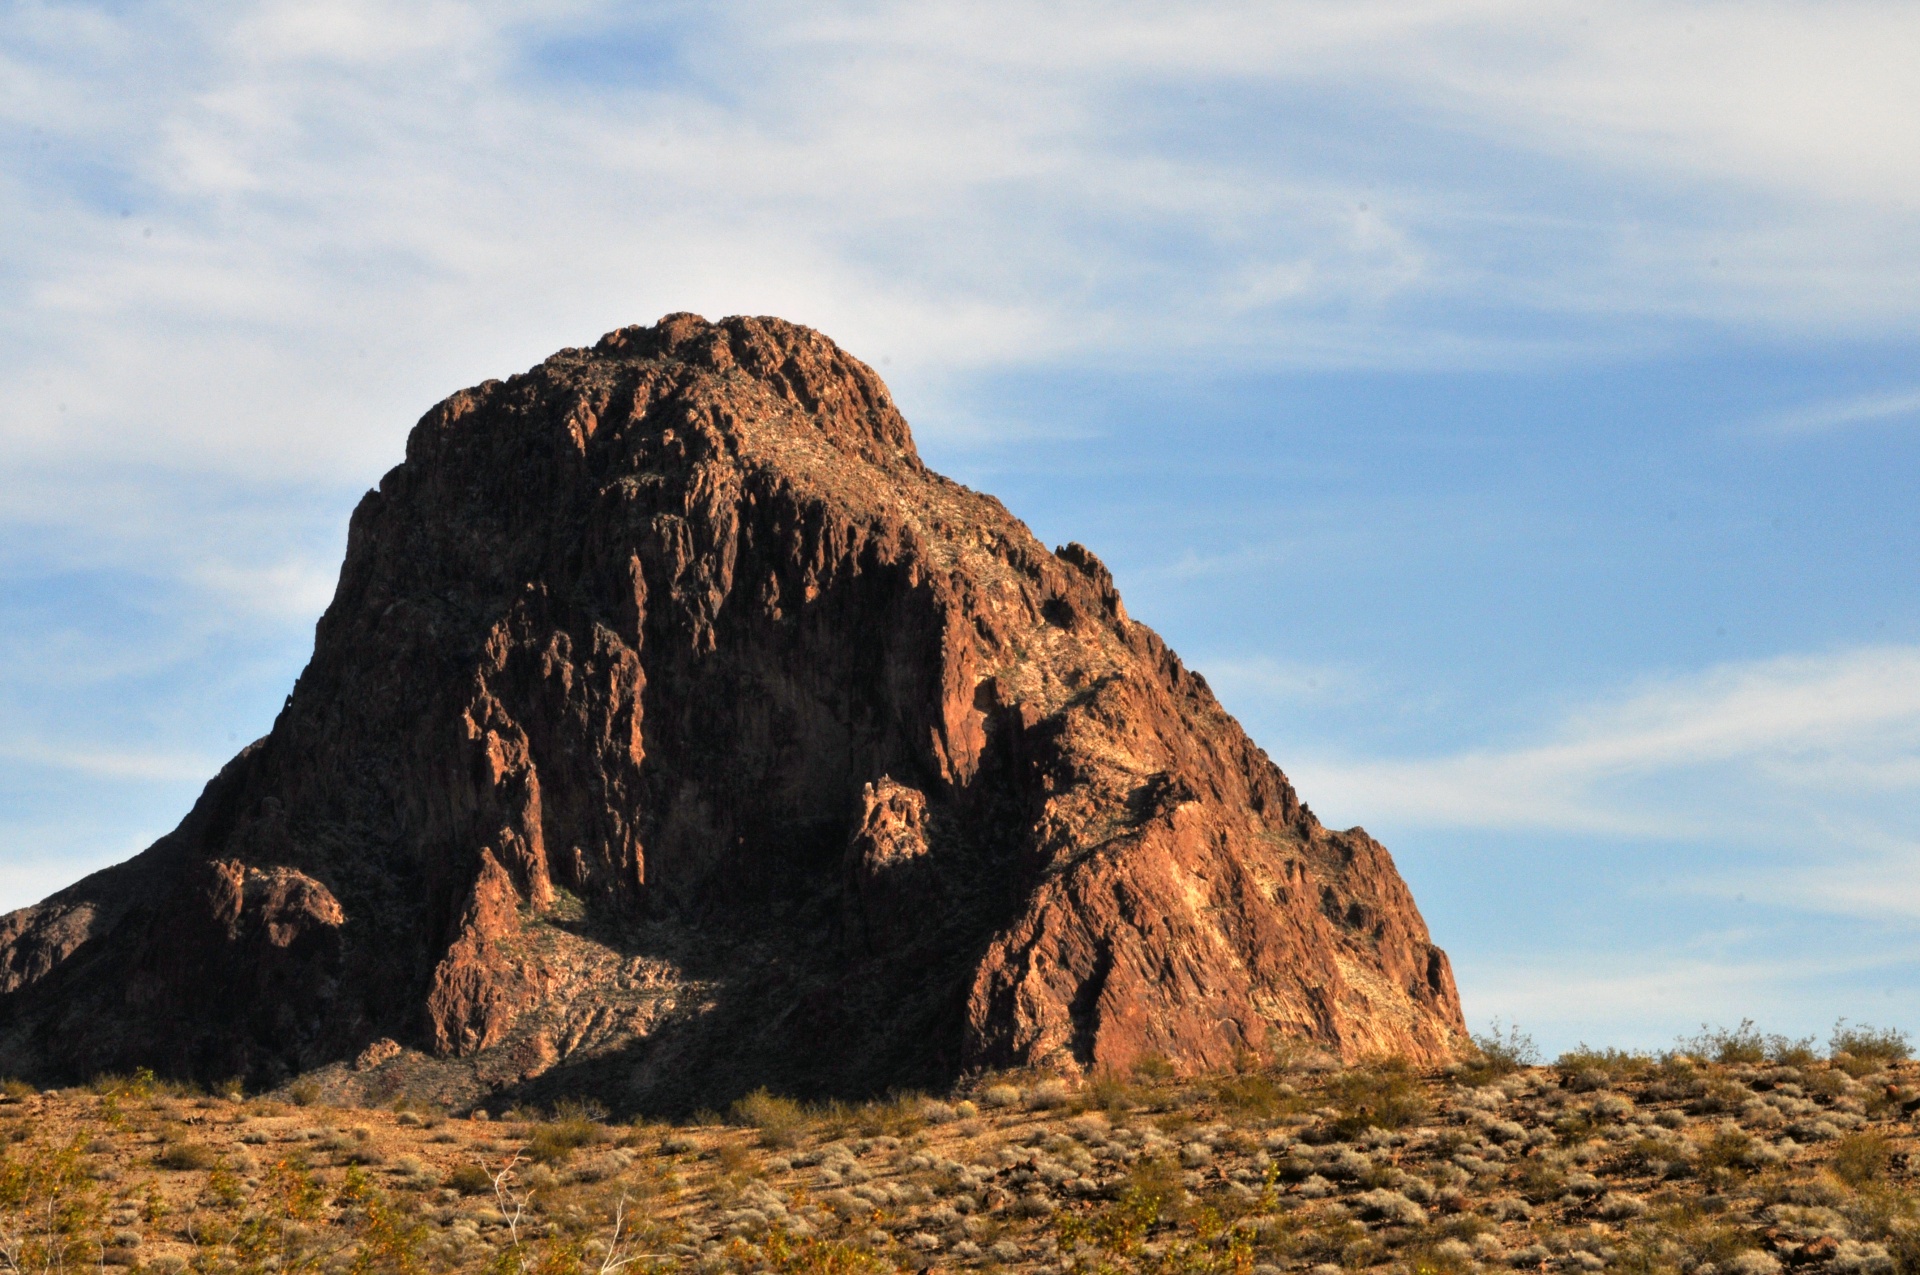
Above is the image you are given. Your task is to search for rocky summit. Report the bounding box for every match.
[0,314,1464,1112]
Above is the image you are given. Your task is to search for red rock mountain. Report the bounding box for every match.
[0,315,1465,1110]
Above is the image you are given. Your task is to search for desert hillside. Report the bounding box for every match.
[4,1024,1915,1275]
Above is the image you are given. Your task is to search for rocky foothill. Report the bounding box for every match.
[4,1029,1919,1275]
[0,313,1461,1111]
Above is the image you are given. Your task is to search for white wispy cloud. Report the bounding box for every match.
[1757,388,1920,437]
[6,0,1920,513]
[1294,646,1920,835]
[0,742,220,784]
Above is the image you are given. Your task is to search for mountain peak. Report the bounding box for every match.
[0,317,1464,1112]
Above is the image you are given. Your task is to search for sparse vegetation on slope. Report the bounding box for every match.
[6,1025,1920,1275]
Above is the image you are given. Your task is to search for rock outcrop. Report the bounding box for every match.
[0,314,1465,1110]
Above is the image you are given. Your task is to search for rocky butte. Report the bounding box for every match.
[0,314,1465,1112]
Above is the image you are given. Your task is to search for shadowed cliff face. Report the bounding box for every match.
[0,314,1466,1111]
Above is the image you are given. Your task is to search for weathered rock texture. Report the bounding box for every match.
[0,314,1465,1109]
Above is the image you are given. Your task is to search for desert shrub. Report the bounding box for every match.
[528,1117,602,1164]
[1127,1156,1189,1221]
[1832,1132,1894,1189]
[1832,1021,1911,1069]
[0,1079,33,1101]
[1131,1055,1177,1083]
[1881,1225,1920,1275]
[1754,1175,1846,1208]
[287,1080,321,1107]
[854,1093,927,1137]
[1213,1071,1292,1119]
[1058,1163,1260,1272]
[1679,1020,1771,1065]
[1353,1188,1426,1225]
[1768,1035,1821,1066]
[0,1135,104,1269]
[1433,1214,1492,1241]
[1695,1127,1761,1189]
[336,1168,427,1275]
[337,1141,385,1167]
[89,1067,173,1100]
[1326,1059,1428,1138]
[1804,1067,1854,1100]
[1691,1076,1752,1115]
[1556,1046,1653,1083]
[1056,1185,1163,1262]
[1514,1161,1567,1203]
[1597,1193,1648,1221]
[1028,1079,1072,1110]
[762,1226,895,1275]
[1464,1020,1540,1082]
[264,1156,328,1220]
[1082,1073,1138,1115]
[1554,1108,1599,1145]
[980,1084,1022,1109]
[730,1088,809,1149]
[1405,1242,1477,1275]
[550,1094,609,1122]
[155,1141,217,1171]
[1691,1225,1763,1269]
[1623,1135,1688,1174]
[801,1101,856,1140]
[445,1163,494,1196]
[711,1141,754,1179]
[1671,1022,1820,1070]
[1154,1108,1197,1135]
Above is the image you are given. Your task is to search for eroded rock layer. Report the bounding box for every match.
[0,314,1465,1109]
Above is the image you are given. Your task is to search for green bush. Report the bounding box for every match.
[1677,1020,1770,1065]
[1553,1108,1599,1145]
[0,1136,103,1268]
[550,1094,609,1122]
[852,1093,926,1137]
[1831,1131,1894,1188]
[528,1118,602,1164]
[1131,1055,1177,1083]
[730,1088,809,1148]
[1464,1020,1539,1081]
[156,1141,218,1171]
[1326,1059,1429,1138]
[1514,1160,1566,1203]
[1124,1156,1189,1221]
[1671,1021,1819,1068]
[1555,1045,1653,1082]
[1768,1035,1821,1066]
[1694,1127,1760,1189]
[1832,1020,1911,1066]
[445,1163,494,1196]
[1081,1073,1138,1115]
[763,1227,895,1275]
[1213,1071,1294,1119]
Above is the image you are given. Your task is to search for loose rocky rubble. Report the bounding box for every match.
[8,1045,1920,1275]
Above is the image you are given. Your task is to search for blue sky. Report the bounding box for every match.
[5,0,1920,1056]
